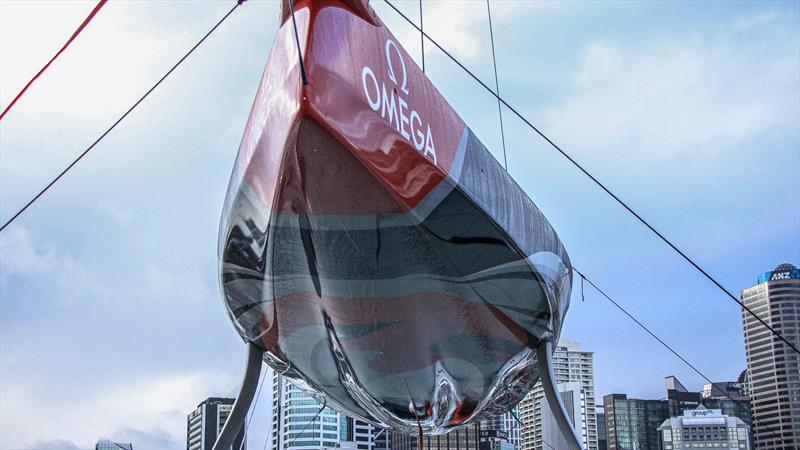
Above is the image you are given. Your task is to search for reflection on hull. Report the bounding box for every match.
[218,0,571,435]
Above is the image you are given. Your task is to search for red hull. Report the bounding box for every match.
[219,0,571,434]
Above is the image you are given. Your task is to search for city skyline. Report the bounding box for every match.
[19,343,757,450]
[1,0,798,448]
[74,339,754,450]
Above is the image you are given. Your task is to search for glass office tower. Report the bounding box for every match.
[187,398,245,450]
[740,263,800,449]
[271,373,388,450]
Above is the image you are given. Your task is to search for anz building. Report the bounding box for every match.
[740,263,800,449]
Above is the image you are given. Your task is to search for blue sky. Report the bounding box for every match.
[1,0,798,448]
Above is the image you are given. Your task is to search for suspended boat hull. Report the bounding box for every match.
[219,0,571,433]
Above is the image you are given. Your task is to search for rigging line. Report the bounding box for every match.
[573,267,792,449]
[541,438,557,450]
[419,0,425,72]
[287,399,328,448]
[0,1,244,233]
[504,395,530,449]
[513,406,572,450]
[504,393,525,437]
[381,0,799,357]
[0,0,108,122]
[508,384,574,450]
[485,0,507,170]
[287,0,309,85]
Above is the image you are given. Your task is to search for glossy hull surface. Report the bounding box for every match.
[219,0,571,434]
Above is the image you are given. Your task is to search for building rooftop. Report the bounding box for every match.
[757,262,799,283]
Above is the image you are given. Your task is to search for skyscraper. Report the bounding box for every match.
[481,410,521,450]
[740,262,800,449]
[391,423,481,450]
[388,412,521,450]
[272,373,388,450]
[596,407,607,450]
[604,394,669,450]
[518,339,598,450]
[96,440,133,450]
[540,382,584,450]
[187,397,246,450]
[701,381,746,401]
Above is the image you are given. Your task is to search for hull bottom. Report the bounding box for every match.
[221,118,555,431]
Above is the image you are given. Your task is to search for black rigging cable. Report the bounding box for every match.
[381,0,799,357]
[0,1,244,233]
[509,409,556,450]
[419,0,425,72]
[287,400,328,448]
[541,438,557,450]
[287,0,309,85]
[573,267,793,449]
[486,0,507,170]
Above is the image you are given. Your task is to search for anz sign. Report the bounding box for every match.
[758,264,800,284]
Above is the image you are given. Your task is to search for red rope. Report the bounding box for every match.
[0,0,108,121]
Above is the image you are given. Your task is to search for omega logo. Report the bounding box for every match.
[361,39,437,165]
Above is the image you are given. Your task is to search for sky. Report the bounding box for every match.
[0,0,798,449]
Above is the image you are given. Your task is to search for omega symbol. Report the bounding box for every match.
[385,39,409,95]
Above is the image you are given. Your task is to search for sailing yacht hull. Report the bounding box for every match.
[219,0,571,433]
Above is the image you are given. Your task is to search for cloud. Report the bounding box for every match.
[111,428,179,450]
[1,370,238,450]
[97,203,134,228]
[417,1,488,60]
[1,227,243,449]
[27,439,85,450]
[0,227,110,303]
[0,3,269,450]
[386,0,542,62]
[541,16,798,160]
[1,224,214,311]
[135,263,214,308]
[0,1,214,121]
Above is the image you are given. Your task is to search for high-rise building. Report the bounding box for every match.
[740,262,800,449]
[388,411,518,450]
[392,423,481,450]
[187,398,245,450]
[604,394,669,450]
[518,339,598,450]
[604,377,752,450]
[702,381,746,401]
[480,410,521,450]
[540,382,584,450]
[96,440,133,450]
[736,370,750,399]
[596,407,607,450]
[657,406,751,450]
[664,376,751,428]
[478,434,515,450]
[272,373,388,450]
